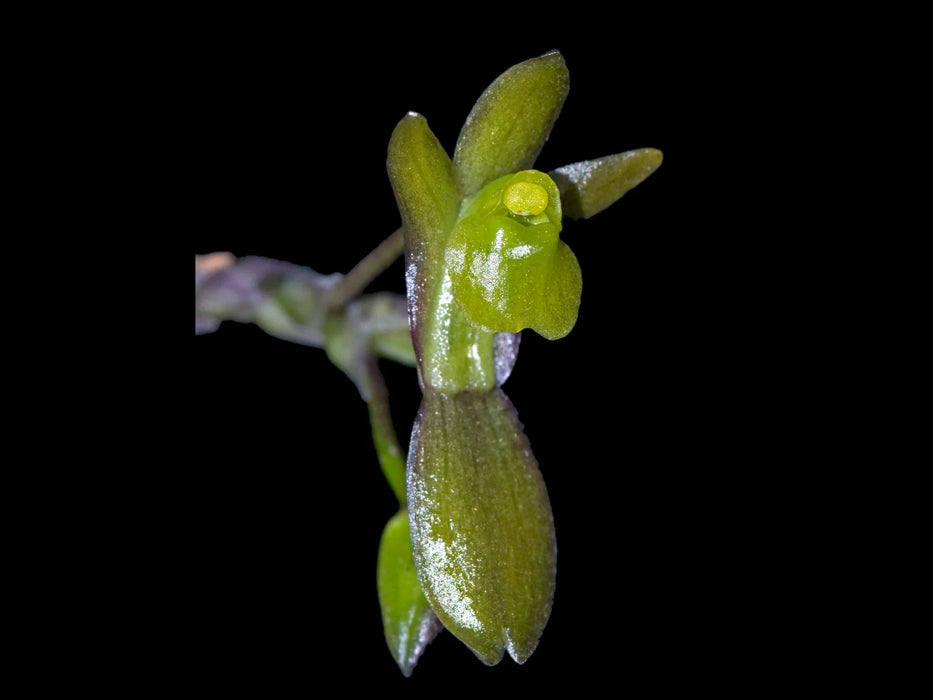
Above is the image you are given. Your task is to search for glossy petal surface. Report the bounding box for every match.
[453,51,569,197]
[550,148,663,219]
[446,171,581,339]
[386,112,460,359]
[407,389,556,665]
[388,112,499,391]
[377,510,442,676]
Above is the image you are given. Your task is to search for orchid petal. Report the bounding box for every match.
[550,147,663,219]
[407,389,556,665]
[453,51,569,197]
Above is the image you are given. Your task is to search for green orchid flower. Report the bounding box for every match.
[195,49,662,677]
[386,50,662,669]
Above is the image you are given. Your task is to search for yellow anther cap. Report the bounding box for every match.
[503,181,549,216]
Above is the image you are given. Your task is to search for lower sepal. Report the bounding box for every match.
[407,389,556,665]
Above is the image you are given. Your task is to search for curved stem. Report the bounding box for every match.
[361,355,407,504]
[328,228,405,311]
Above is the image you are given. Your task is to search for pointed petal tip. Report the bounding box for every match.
[474,645,506,666]
[551,147,664,219]
[393,611,444,676]
[465,630,542,666]
[643,147,664,168]
[507,646,532,665]
[506,622,546,664]
[536,48,568,74]
[397,660,414,678]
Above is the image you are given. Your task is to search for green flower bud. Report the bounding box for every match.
[446,170,582,340]
[377,510,442,676]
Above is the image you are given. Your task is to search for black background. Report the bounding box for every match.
[186,18,824,694]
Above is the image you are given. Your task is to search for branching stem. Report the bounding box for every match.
[328,228,405,311]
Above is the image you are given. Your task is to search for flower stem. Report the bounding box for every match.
[360,355,407,504]
[328,228,405,311]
